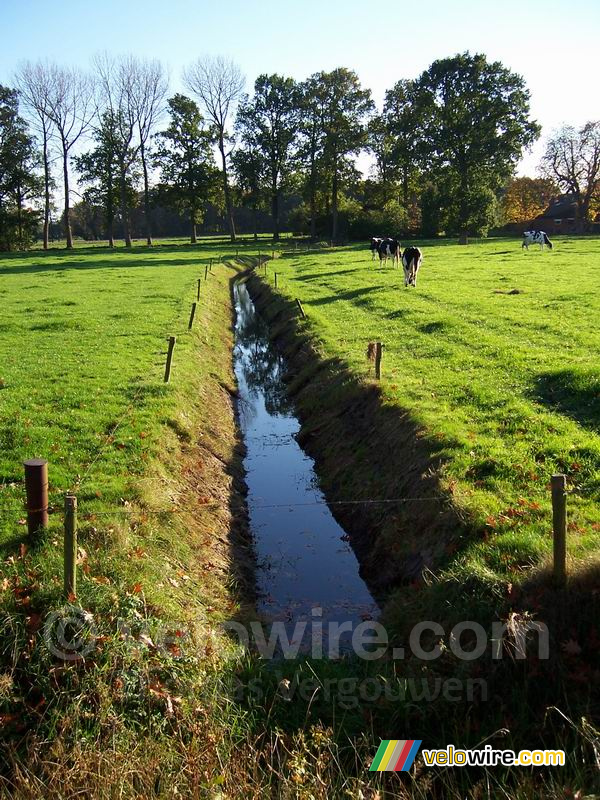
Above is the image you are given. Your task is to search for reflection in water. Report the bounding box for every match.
[233,280,377,650]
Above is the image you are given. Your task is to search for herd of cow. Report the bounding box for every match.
[369,237,423,287]
[368,230,553,289]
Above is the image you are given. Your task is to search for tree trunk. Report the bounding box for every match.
[119,165,132,248]
[140,140,153,246]
[190,213,197,244]
[219,131,236,242]
[459,231,469,245]
[402,164,409,208]
[253,204,258,241]
[309,146,317,242]
[16,189,23,249]
[272,177,280,242]
[331,155,339,243]
[62,145,73,249]
[576,196,587,233]
[42,127,50,250]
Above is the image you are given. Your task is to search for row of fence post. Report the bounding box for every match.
[21,455,571,597]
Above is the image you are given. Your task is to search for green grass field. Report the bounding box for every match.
[1,236,599,797]
[267,237,600,588]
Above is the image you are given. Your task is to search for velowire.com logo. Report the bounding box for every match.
[369,739,422,772]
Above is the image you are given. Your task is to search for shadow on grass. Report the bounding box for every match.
[532,369,600,432]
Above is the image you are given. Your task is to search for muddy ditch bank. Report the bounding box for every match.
[244,270,475,598]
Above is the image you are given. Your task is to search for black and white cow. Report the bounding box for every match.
[522,230,553,250]
[402,246,423,287]
[370,237,383,260]
[378,237,401,267]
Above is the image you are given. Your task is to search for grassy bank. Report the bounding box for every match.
[242,238,600,795]
[0,242,258,795]
[252,238,600,592]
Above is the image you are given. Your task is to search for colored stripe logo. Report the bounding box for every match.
[370,739,422,772]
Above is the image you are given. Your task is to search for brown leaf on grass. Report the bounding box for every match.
[90,575,111,585]
[19,543,28,558]
[131,583,143,594]
[17,519,26,526]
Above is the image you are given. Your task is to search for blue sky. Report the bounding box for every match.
[2,0,599,174]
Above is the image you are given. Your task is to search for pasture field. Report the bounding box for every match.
[1,236,599,797]
[266,237,600,594]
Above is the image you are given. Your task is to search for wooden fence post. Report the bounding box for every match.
[23,458,48,535]
[188,302,197,330]
[197,279,201,301]
[64,494,77,598]
[209,258,213,273]
[204,264,208,280]
[164,336,176,382]
[551,474,567,585]
[295,299,306,318]
[374,342,383,380]
[274,272,278,288]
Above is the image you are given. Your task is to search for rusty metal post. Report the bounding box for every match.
[551,474,567,586]
[23,458,48,535]
[164,336,176,383]
[64,494,77,598]
[374,342,383,380]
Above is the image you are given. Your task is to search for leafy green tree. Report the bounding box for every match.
[368,114,395,205]
[236,74,299,241]
[383,79,421,210]
[415,52,540,243]
[297,75,328,241]
[0,86,42,250]
[231,143,265,240]
[154,94,216,243]
[74,111,125,246]
[319,68,373,241]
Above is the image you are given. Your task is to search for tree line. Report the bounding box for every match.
[1,51,599,251]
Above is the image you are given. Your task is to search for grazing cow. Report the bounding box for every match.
[402,246,423,287]
[522,230,553,250]
[378,237,401,267]
[370,237,383,260]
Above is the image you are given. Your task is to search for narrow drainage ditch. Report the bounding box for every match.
[233,278,377,651]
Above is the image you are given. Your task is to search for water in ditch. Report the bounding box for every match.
[233,279,377,652]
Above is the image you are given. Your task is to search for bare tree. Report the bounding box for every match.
[15,61,55,249]
[94,53,140,248]
[46,65,94,249]
[184,55,244,241]
[131,57,168,246]
[540,121,600,231]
